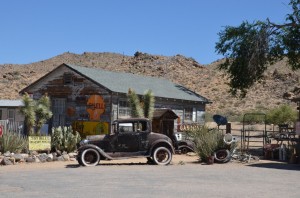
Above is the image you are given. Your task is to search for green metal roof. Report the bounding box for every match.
[66,64,210,103]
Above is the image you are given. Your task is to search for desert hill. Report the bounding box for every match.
[0,51,299,120]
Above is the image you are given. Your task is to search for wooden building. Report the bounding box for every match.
[20,63,211,136]
[0,99,24,133]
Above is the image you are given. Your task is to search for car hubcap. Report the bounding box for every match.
[157,150,168,162]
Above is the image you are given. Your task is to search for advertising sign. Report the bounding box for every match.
[86,95,105,120]
[73,121,109,137]
[28,136,51,151]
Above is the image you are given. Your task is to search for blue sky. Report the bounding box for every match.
[0,0,291,65]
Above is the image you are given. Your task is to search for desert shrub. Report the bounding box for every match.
[51,126,81,153]
[186,126,224,161]
[240,112,266,124]
[0,131,28,153]
[266,104,297,125]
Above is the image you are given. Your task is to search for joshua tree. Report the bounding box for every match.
[127,88,155,120]
[35,94,53,134]
[20,93,36,135]
[20,93,53,135]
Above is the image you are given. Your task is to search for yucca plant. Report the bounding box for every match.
[0,131,28,153]
[127,88,144,118]
[20,93,53,135]
[20,93,36,135]
[127,88,155,119]
[35,94,53,133]
[143,90,155,119]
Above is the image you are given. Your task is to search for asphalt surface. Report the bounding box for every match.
[0,160,300,198]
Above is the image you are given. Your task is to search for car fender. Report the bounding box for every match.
[77,144,113,160]
[149,139,175,155]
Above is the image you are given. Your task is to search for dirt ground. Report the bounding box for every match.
[1,152,287,173]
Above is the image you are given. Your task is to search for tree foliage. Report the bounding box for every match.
[266,104,297,125]
[127,88,144,118]
[20,93,53,135]
[20,93,36,135]
[127,88,155,119]
[215,0,300,97]
[143,90,155,119]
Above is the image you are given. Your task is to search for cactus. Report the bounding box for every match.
[51,126,81,153]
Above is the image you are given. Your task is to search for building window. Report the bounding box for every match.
[118,100,131,118]
[184,107,193,121]
[8,109,15,122]
[64,73,73,84]
[0,109,2,120]
[52,98,66,127]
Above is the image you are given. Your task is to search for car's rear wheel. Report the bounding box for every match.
[80,148,100,166]
[180,147,189,154]
[152,147,172,165]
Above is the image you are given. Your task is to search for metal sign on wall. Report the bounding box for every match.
[73,121,109,137]
[86,95,105,120]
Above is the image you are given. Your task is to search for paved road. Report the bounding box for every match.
[0,160,300,198]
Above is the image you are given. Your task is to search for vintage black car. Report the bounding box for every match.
[77,118,174,166]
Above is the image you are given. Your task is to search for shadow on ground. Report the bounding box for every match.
[65,162,152,168]
[246,162,300,171]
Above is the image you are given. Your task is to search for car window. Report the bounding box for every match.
[136,121,148,132]
[119,123,133,133]
[118,121,148,133]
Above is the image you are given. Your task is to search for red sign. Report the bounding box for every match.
[0,125,3,137]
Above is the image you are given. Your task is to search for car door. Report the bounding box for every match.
[116,122,140,152]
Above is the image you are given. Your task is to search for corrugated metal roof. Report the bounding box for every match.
[0,100,23,107]
[66,64,210,103]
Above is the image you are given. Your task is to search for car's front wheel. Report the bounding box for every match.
[152,147,172,165]
[80,148,100,166]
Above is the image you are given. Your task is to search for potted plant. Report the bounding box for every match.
[186,125,223,164]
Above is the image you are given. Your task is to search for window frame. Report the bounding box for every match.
[118,99,131,118]
[184,107,193,122]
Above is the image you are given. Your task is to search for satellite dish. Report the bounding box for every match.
[213,115,228,126]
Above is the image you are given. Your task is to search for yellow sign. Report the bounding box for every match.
[28,136,51,151]
[73,121,109,137]
[87,95,105,120]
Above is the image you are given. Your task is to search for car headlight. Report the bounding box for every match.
[79,139,89,146]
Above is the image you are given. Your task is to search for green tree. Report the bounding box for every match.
[35,94,53,134]
[20,93,36,135]
[266,104,297,125]
[127,88,144,118]
[143,90,155,119]
[20,93,53,135]
[215,0,300,97]
[127,89,155,119]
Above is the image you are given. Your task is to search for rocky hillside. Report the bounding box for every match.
[0,52,299,119]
